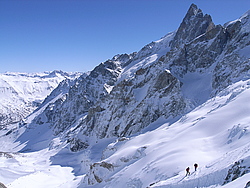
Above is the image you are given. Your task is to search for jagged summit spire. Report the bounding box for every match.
[171,3,215,48]
[185,3,202,18]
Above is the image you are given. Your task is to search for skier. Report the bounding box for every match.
[186,167,190,176]
[194,163,198,171]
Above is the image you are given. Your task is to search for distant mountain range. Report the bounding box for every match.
[0,70,81,126]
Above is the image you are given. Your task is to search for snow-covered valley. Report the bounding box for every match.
[1,4,250,188]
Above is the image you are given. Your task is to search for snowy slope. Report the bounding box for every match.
[77,79,250,188]
[0,149,82,188]
[0,71,81,126]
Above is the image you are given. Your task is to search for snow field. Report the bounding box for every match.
[0,148,82,188]
[95,80,250,188]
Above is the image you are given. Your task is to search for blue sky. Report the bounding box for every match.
[1,0,250,73]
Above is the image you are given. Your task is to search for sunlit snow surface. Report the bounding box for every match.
[0,149,82,188]
[89,80,249,188]
[0,79,249,188]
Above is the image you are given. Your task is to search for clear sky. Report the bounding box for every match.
[1,0,250,73]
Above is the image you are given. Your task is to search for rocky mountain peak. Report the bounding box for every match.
[185,3,202,18]
[171,3,215,48]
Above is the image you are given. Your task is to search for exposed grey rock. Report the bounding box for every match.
[82,64,188,139]
[0,182,7,188]
[170,3,215,49]
[245,181,250,188]
[0,152,13,158]
[69,138,89,152]
[87,161,114,184]
[33,53,135,136]
[224,160,250,185]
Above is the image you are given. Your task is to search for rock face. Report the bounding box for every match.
[0,182,7,188]
[171,4,215,49]
[33,30,189,145]
[224,159,250,185]
[37,54,136,136]
[212,11,250,94]
[84,67,186,139]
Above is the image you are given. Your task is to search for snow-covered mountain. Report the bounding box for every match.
[0,4,250,188]
[0,70,81,127]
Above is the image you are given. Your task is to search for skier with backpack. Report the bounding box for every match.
[194,163,198,171]
[185,167,190,176]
